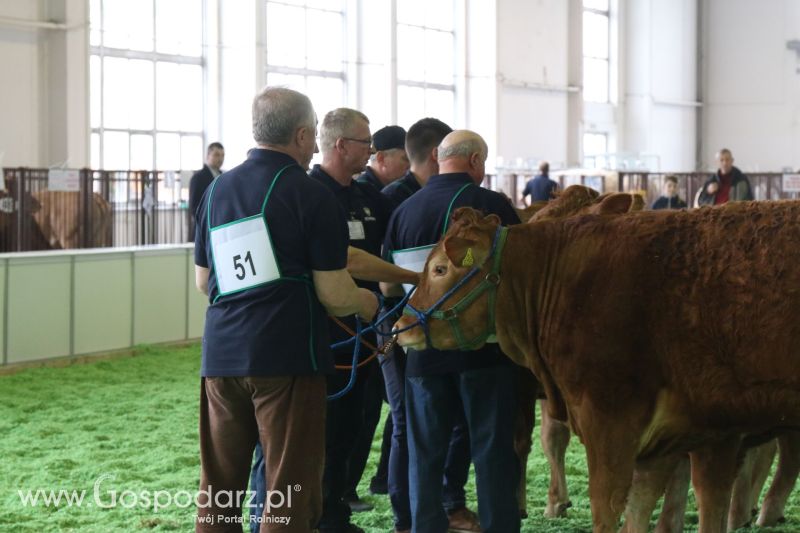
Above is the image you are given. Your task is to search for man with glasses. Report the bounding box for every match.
[309,107,396,533]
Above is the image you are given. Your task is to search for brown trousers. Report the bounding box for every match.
[196,375,326,532]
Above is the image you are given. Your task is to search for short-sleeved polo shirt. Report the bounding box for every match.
[381,170,421,208]
[195,149,350,377]
[383,172,521,377]
[309,165,393,360]
[356,167,384,192]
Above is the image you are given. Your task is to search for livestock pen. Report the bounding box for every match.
[1,343,799,532]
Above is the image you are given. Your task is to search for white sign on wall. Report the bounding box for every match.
[783,174,800,193]
[48,169,80,191]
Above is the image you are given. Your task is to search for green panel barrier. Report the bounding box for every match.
[73,254,133,354]
[133,250,187,344]
[186,251,207,339]
[7,256,71,363]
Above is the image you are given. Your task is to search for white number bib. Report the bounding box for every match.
[392,245,434,294]
[210,215,280,295]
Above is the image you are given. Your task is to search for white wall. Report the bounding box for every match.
[494,0,579,169]
[617,0,698,171]
[0,0,89,168]
[703,0,800,171]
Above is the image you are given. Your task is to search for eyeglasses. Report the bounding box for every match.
[342,137,372,146]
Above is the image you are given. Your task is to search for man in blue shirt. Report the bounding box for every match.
[193,87,378,532]
[521,161,558,206]
[383,130,521,533]
[382,118,452,209]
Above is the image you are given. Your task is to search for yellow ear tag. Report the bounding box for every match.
[461,248,474,267]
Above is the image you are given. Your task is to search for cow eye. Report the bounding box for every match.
[433,265,448,276]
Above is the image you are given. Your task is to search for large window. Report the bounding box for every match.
[264,0,347,120]
[582,0,609,103]
[583,132,608,167]
[90,0,205,171]
[396,0,456,128]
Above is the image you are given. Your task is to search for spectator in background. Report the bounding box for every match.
[188,142,225,241]
[651,175,688,210]
[357,126,410,191]
[695,148,753,207]
[521,161,558,206]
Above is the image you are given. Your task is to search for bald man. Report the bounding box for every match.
[381,130,522,533]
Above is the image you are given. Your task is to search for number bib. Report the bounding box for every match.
[392,245,434,295]
[210,215,280,295]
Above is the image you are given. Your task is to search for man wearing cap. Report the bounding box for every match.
[357,125,410,192]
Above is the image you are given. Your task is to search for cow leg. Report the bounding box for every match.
[579,413,639,533]
[757,432,800,527]
[728,439,776,530]
[540,399,571,518]
[620,454,681,533]
[690,438,741,533]
[654,454,690,533]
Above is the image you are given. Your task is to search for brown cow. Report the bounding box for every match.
[395,201,800,533]
[515,186,644,520]
[524,188,799,531]
[30,190,111,249]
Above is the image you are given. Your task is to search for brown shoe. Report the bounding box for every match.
[447,507,482,532]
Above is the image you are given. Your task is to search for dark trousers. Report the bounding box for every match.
[344,360,384,499]
[197,376,326,533]
[381,347,471,530]
[370,411,393,490]
[406,366,520,533]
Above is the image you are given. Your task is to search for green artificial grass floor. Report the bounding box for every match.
[0,344,798,532]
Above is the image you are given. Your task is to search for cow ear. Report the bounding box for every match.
[483,213,501,226]
[443,235,481,268]
[592,193,632,215]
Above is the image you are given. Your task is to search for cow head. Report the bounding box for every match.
[528,185,641,222]
[394,207,503,352]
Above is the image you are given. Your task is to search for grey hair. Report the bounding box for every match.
[319,108,370,153]
[252,86,316,145]
[437,136,488,161]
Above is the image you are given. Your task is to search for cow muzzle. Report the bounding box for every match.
[393,316,427,351]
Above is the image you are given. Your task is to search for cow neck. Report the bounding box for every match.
[495,224,569,422]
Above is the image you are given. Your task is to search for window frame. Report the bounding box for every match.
[90,0,207,171]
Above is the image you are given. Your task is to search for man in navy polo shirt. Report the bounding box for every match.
[382,130,521,533]
[193,87,378,533]
[382,118,452,209]
[357,125,409,192]
[379,116,480,533]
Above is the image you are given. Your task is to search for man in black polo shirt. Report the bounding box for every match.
[308,108,399,533]
[382,118,452,209]
[383,130,521,533]
[356,125,409,192]
[193,87,378,532]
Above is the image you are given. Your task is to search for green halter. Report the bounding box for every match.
[403,225,508,351]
